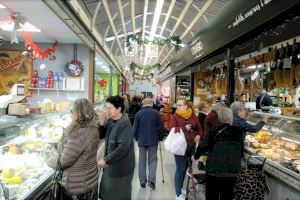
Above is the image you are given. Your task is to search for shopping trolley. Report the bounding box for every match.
[185,158,206,200]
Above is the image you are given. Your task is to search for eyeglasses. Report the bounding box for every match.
[176,104,186,107]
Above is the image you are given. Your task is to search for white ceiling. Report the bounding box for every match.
[0,0,82,43]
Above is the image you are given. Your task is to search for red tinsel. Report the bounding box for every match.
[22,31,57,59]
[98,79,107,88]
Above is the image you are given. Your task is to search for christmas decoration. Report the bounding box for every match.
[31,69,39,88]
[21,51,30,59]
[39,63,46,71]
[129,62,160,81]
[97,79,107,89]
[46,70,54,88]
[126,34,182,52]
[23,32,57,59]
[64,44,84,77]
[64,59,84,77]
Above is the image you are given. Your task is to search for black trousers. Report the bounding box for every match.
[206,175,237,200]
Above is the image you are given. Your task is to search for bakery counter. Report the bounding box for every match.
[245,111,300,198]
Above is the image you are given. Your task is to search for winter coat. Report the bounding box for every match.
[194,124,243,177]
[204,110,220,139]
[103,114,135,177]
[233,114,265,139]
[132,106,164,147]
[169,112,203,144]
[46,122,99,195]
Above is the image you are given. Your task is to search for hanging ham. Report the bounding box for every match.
[235,69,244,96]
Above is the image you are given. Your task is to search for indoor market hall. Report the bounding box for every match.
[0,0,300,200]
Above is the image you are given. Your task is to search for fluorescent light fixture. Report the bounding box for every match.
[144,0,164,65]
[0,3,5,8]
[248,64,263,69]
[0,21,40,32]
[96,61,103,65]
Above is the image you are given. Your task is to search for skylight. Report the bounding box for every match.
[0,21,41,32]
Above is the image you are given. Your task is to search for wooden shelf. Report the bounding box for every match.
[29,88,84,92]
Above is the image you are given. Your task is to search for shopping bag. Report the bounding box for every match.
[97,140,106,162]
[164,128,187,156]
[234,156,267,200]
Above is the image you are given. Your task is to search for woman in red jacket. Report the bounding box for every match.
[169,99,203,200]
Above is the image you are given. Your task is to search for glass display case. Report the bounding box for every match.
[0,112,71,200]
[245,111,300,192]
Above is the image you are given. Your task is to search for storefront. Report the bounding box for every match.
[168,0,300,199]
[0,1,123,199]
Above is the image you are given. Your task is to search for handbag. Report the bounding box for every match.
[164,128,187,156]
[234,156,267,200]
[39,158,64,200]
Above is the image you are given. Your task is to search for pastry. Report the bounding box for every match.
[260,143,271,149]
[285,142,298,151]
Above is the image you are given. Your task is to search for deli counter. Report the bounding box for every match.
[245,111,300,199]
[0,112,71,200]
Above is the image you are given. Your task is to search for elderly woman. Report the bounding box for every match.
[194,107,243,200]
[230,101,268,139]
[98,95,135,200]
[169,98,203,200]
[46,98,99,200]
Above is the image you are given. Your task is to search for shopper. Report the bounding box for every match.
[128,95,141,125]
[197,102,210,129]
[231,101,268,139]
[256,89,273,109]
[169,98,203,200]
[133,98,164,190]
[203,102,223,138]
[97,95,135,200]
[45,98,99,200]
[193,107,243,200]
[123,94,129,113]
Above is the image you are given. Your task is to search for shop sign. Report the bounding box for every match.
[0,50,32,96]
[189,0,300,62]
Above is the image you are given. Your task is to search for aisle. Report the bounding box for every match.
[132,142,176,200]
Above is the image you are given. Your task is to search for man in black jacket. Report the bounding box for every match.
[194,107,243,200]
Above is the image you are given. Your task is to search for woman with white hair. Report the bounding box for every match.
[231,101,268,139]
[194,107,243,199]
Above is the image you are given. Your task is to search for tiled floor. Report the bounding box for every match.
[131,142,206,200]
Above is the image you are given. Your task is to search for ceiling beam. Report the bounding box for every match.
[159,0,176,36]
[154,0,193,64]
[141,0,149,64]
[131,0,136,63]
[102,0,126,66]
[117,0,127,37]
[160,0,214,65]
[91,1,102,33]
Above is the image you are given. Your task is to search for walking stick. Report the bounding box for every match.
[158,141,165,183]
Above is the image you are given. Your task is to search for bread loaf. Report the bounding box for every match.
[285,142,298,151]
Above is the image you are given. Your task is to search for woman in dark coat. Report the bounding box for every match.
[194,107,243,200]
[98,95,135,200]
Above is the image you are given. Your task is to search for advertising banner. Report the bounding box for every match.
[0,50,32,96]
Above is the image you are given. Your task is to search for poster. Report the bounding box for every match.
[0,50,32,96]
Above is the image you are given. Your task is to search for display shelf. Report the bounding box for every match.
[29,88,84,92]
[252,111,300,121]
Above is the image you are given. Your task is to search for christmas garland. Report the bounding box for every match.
[129,62,160,81]
[126,34,182,52]
[64,59,84,77]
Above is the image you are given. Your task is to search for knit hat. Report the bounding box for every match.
[142,98,153,106]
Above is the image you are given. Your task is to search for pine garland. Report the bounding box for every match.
[126,34,182,52]
[129,62,161,81]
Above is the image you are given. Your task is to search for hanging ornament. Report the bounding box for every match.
[64,44,84,77]
[49,55,56,61]
[9,14,26,44]
[21,51,30,59]
[40,63,46,71]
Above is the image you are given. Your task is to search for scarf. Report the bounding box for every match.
[176,107,193,119]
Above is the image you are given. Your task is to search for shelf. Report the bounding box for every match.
[29,88,84,92]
